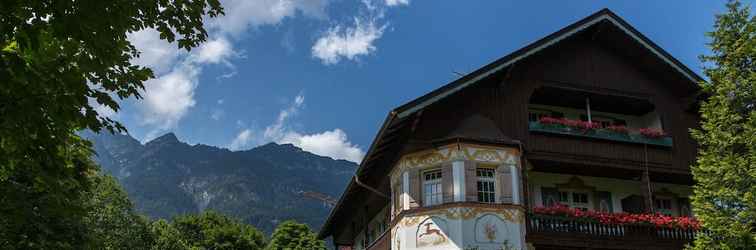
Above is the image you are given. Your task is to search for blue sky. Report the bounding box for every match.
[104,0,733,162]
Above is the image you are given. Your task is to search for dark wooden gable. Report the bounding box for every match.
[407,20,699,182]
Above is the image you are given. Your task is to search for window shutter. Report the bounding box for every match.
[441,163,453,203]
[541,187,559,207]
[408,169,421,208]
[464,161,477,202]
[594,191,613,212]
[497,166,512,204]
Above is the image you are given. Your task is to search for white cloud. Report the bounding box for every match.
[229,93,364,162]
[131,0,333,135]
[229,129,254,150]
[385,0,409,6]
[128,29,182,75]
[212,0,330,37]
[195,37,234,64]
[138,63,199,130]
[263,94,305,140]
[312,18,386,64]
[264,94,364,162]
[280,129,364,162]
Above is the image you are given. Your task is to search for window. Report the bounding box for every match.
[477,168,496,203]
[572,192,590,211]
[558,190,591,211]
[423,170,442,207]
[654,198,673,215]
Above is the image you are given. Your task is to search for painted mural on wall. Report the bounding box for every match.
[474,214,510,244]
[391,206,525,250]
[415,217,449,247]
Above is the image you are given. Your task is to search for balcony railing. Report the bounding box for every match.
[527,214,698,248]
[528,121,673,147]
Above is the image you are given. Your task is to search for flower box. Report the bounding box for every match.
[531,204,700,230]
[529,118,673,147]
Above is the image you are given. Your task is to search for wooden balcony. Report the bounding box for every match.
[526,214,698,250]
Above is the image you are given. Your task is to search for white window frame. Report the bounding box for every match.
[476,168,496,203]
[558,189,592,211]
[422,169,443,207]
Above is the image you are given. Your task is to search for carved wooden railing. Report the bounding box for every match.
[527,214,698,248]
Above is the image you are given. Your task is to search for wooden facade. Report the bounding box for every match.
[320,9,702,250]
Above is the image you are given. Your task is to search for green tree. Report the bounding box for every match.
[172,211,266,250]
[266,221,326,250]
[690,1,756,249]
[82,174,154,250]
[0,1,222,249]
[150,219,194,250]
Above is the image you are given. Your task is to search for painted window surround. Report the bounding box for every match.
[389,143,522,218]
[529,171,693,217]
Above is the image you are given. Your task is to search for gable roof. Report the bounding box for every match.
[319,8,702,240]
[394,8,702,119]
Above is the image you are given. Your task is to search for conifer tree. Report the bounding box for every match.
[690,1,756,249]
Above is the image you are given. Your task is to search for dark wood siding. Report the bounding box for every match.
[405,34,698,177]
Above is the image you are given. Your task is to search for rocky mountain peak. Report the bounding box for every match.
[145,132,181,147]
[88,131,357,233]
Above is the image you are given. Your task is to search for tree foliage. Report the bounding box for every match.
[690,1,756,249]
[266,220,326,250]
[82,174,154,250]
[149,219,195,250]
[0,0,222,248]
[171,211,267,250]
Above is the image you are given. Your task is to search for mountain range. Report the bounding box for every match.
[83,131,356,233]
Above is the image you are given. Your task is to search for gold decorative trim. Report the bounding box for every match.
[390,143,520,180]
[394,204,525,228]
